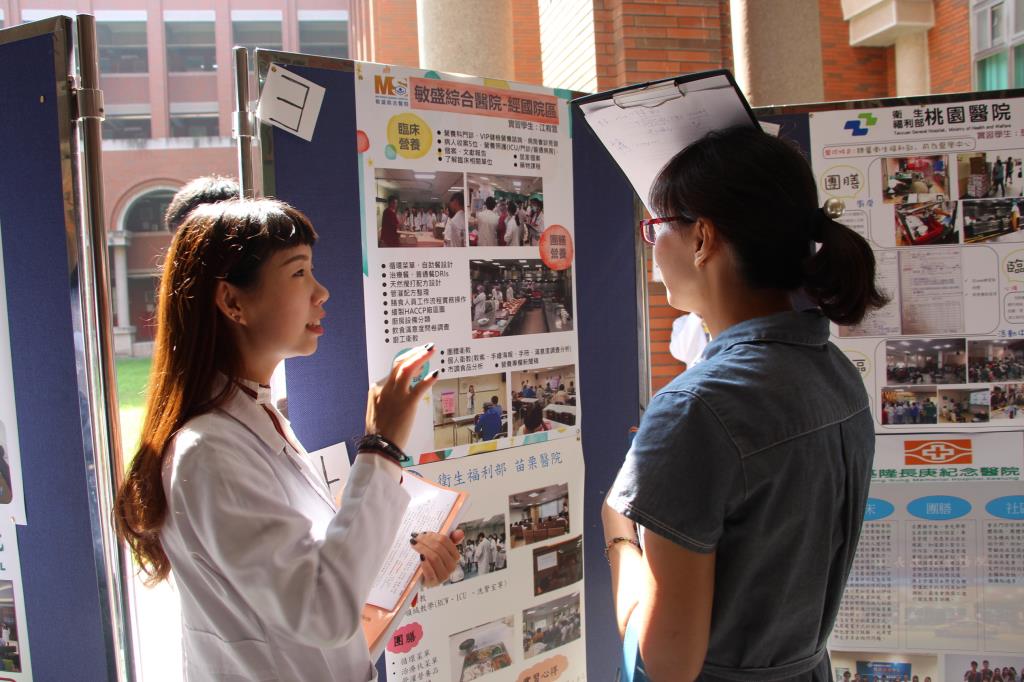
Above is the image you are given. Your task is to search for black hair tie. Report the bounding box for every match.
[811,198,845,243]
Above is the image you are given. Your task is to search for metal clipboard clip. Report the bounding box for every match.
[612,82,686,109]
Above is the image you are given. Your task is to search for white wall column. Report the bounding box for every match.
[108,231,135,356]
[841,0,935,97]
[730,0,826,106]
[416,0,514,81]
[895,31,930,97]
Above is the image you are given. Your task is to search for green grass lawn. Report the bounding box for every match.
[116,357,151,465]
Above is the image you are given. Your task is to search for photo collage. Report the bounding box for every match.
[878,152,1024,247]
[835,151,1024,340]
[375,170,546,250]
[429,364,577,453]
[882,337,1024,425]
[437,472,581,682]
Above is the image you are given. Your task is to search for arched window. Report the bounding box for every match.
[123,188,176,232]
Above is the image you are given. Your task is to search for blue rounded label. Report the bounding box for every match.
[863,498,895,521]
[985,496,1024,520]
[907,495,972,520]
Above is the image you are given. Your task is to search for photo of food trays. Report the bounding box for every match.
[882,155,947,204]
[894,201,958,246]
[431,372,508,448]
[962,198,1024,244]
[375,168,466,248]
[466,173,544,247]
[470,260,573,339]
[448,615,515,682]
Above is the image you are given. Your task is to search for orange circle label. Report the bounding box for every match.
[539,225,573,271]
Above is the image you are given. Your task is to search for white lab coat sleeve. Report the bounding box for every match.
[168,429,411,649]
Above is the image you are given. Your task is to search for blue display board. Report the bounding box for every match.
[0,18,114,682]
[261,54,641,678]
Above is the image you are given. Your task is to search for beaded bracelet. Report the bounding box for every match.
[604,536,641,563]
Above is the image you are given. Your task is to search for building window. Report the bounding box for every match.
[98,21,148,73]
[972,0,1024,89]
[233,20,282,70]
[299,20,349,59]
[103,115,152,140]
[165,21,216,72]
[169,113,220,138]
[124,189,176,232]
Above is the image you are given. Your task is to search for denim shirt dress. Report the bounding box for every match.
[608,310,875,682]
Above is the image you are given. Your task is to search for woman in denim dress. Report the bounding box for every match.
[604,126,887,682]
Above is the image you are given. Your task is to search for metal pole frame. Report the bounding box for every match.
[233,46,256,198]
[72,13,137,682]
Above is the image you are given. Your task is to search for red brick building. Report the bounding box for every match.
[5,0,976,369]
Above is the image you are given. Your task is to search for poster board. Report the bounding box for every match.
[759,89,1024,681]
[0,17,118,681]
[256,51,640,681]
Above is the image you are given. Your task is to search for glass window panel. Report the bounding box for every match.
[165,22,216,72]
[125,189,176,232]
[169,114,220,138]
[1016,0,1024,33]
[977,10,992,50]
[299,20,349,59]
[98,22,148,74]
[1015,44,1024,86]
[993,3,1006,43]
[102,115,152,140]
[977,51,1010,90]
[232,21,282,70]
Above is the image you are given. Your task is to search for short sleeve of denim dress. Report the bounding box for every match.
[607,388,743,553]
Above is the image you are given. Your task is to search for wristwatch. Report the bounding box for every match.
[357,433,409,465]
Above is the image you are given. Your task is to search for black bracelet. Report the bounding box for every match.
[357,433,409,465]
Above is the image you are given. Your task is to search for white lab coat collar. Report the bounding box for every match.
[215,374,337,511]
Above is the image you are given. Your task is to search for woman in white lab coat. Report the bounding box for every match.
[114,199,461,681]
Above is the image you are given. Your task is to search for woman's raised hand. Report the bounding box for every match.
[365,343,439,451]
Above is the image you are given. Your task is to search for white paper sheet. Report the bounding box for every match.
[256,65,325,142]
[307,441,351,503]
[366,474,460,611]
[578,74,754,213]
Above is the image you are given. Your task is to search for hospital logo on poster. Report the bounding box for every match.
[373,73,409,107]
[843,112,877,136]
[904,439,973,465]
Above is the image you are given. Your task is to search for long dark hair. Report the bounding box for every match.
[114,199,317,584]
[649,126,886,325]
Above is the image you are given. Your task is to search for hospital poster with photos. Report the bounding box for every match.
[807,97,1024,677]
[383,441,584,682]
[353,62,579,467]
[354,65,586,682]
[809,96,1024,435]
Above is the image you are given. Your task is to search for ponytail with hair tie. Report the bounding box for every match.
[810,199,845,243]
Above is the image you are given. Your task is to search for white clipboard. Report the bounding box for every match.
[573,70,758,214]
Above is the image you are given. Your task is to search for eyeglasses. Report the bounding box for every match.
[638,214,696,245]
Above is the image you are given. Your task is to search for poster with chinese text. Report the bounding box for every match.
[808,95,1024,673]
[810,97,1024,435]
[384,442,585,682]
[354,64,587,682]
